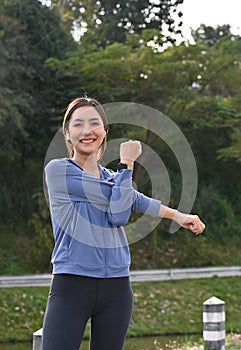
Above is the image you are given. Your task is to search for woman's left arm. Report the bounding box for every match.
[131,191,205,235]
[108,140,206,234]
[158,205,205,235]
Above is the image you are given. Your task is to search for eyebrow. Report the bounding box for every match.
[72,117,101,122]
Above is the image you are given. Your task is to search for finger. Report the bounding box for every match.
[194,223,206,235]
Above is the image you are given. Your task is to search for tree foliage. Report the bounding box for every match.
[0,12,32,160]
[1,0,241,272]
[191,24,234,46]
[0,0,75,162]
[45,0,184,47]
[44,27,241,239]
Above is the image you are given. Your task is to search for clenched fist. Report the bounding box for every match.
[175,212,206,235]
[120,140,142,165]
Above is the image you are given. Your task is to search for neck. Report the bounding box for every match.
[72,152,100,177]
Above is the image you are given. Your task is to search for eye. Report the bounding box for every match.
[73,123,82,127]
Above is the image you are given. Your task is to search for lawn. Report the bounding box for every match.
[0,276,240,343]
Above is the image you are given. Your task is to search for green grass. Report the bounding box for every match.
[129,277,241,337]
[0,287,48,342]
[0,277,240,344]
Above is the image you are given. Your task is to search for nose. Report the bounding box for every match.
[81,123,92,135]
[82,128,91,135]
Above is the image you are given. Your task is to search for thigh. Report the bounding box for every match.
[90,278,133,350]
[42,274,96,350]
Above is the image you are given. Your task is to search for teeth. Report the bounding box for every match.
[81,139,95,143]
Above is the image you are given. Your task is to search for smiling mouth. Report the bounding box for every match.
[80,139,96,143]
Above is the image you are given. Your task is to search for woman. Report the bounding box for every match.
[42,96,205,350]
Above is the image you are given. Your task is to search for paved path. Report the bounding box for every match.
[1,266,241,288]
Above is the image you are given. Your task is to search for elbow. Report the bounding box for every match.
[107,212,130,226]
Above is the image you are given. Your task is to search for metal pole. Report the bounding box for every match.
[203,296,225,350]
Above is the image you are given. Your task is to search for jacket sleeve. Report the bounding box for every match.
[45,160,162,227]
[106,169,161,226]
[44,159,69,202]
[106,169,135,226]
[131,191,161,216]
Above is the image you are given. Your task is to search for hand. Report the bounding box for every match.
[175,212,206,235]
[120,140,142,164]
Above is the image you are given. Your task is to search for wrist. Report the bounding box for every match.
[119,158,134,168]
[118,162,134,171]
[174,211,188,225]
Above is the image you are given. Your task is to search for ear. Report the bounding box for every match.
[65,130,70,140]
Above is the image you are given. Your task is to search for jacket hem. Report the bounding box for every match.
[53,263,130,278]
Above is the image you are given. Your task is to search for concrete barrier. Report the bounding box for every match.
[33,328,43,350]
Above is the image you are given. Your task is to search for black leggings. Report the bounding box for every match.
[42,274,133,350]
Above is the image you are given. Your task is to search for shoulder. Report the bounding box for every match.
[45,158,68,174]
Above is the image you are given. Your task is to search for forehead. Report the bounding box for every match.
[71,106,102,121]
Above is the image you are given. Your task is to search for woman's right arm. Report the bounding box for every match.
[106,141,142,226]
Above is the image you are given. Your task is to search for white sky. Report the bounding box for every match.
[179,0,241,41]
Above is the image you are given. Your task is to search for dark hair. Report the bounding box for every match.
[62,96,109,159]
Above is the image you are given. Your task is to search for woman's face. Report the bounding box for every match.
[67,106,106,158]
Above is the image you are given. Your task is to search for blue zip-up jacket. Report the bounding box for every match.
[45,158,161,278]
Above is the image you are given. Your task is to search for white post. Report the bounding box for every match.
[203,296,225,350]
[33,328,43,350]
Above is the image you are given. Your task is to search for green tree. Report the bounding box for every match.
[0,0,75,224]
[3,9,240,243]
[0,13,29,160]
[191,24,233,46]
[0,0,75,162]
[43,0,184,47]
[2,10,241,270]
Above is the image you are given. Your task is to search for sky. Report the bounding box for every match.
[179,0,241,42]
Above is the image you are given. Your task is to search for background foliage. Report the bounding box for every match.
[0,0,241,274]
